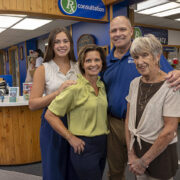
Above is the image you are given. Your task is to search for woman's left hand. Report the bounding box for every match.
[166,70,180,91]
[130,158,147,175]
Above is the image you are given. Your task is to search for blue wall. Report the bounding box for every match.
[113,1,128,17]
[72,22,110,59]
[26,38,37,56]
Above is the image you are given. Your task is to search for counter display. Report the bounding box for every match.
[0,96,42,165]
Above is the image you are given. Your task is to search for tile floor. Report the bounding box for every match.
[1,126,180,180]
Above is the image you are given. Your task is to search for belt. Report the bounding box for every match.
[108,114,124,121]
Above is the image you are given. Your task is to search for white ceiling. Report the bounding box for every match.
[0,18,77,49]
[134,12,180,29]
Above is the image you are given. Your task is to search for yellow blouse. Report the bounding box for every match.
[48,74,109,137]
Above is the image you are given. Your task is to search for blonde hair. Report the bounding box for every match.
[130,34,162,60]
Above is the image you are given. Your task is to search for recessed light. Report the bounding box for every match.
[0,14,27,17]
[153,7,180,17]
[136,0,169,11]
[0,16,22,28]
[137,2,180,15]
[11,18,52,30]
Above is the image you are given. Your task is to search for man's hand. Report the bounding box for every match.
[166,70,180,91]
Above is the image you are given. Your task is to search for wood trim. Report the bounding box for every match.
[0,10,109,23]
[104,0,123,5]
[128,8,134,27]
[110,5,113,50]
[8,50,12,76]
[25,41,28,70]
[0,50,3,75]
[0,0,109,23]
[8,46,21,94]
[109,4,113,20]
[69,25,72,37]
[128,7,135,39]
[134,23,180,32]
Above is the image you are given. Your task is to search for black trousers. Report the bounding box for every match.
[70,135,107,180]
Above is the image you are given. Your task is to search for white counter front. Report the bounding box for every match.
[0,96,28,106]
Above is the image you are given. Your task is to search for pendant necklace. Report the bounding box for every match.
[138,80,153,111]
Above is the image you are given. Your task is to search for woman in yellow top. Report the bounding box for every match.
[45,44,109,180]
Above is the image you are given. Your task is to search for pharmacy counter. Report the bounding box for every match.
[0,96,42,165]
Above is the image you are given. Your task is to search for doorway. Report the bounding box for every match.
[8,46,20,92]
[0,50,6,75]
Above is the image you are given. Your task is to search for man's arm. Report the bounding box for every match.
[160,55,180,91]
[166,70,180,91]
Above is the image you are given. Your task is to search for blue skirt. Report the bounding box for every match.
[40,108,78,180]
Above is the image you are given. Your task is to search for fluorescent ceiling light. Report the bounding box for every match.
[0,16,22,28]
[175,18,180,21]
[136,0,169,11]
[11,18,52,30]
[137,2,180,15]
[153,7,180,17]
[0,14,27,17]
[0,28,6,33]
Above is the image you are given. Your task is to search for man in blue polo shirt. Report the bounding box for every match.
[102,16,180,180]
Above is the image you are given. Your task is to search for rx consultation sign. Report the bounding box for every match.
[58,0,106,19]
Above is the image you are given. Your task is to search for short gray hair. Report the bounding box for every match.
[130,34,162,59]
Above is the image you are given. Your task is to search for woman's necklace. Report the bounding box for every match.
[138,80,154,111]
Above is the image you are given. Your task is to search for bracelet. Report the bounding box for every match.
[139,158,149,169]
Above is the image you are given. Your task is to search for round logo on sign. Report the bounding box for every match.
[134,27,142,38]
[61,0,77,14]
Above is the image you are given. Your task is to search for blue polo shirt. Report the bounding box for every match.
[102,47,173,119]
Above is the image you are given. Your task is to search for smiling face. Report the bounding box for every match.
[33,51,38,58]
[110,16,133,49]
[133,52,160,78]
[53,32,70,58]
[83,50,103,78]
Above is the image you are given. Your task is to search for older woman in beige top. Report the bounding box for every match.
[125,34,180,180]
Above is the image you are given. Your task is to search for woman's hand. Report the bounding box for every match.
[128,152,147,175]
[129,158,147,175]
[166,70,180,91]
[56,80,76,96]
[67,134,85,154]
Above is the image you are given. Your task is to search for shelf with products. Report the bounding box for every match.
[163,45,180,70]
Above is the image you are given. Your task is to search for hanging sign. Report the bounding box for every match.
[134,26,168,45]
[163,46,175,52]
[58,0,106,19]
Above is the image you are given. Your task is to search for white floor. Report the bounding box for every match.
[0,169,42,180]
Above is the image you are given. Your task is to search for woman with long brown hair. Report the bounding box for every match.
[29,27,79,180]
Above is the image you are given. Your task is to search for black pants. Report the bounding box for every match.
[70,135,107,180]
